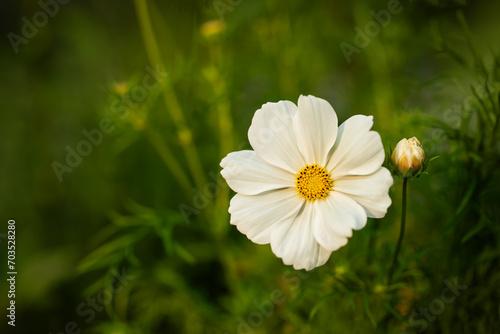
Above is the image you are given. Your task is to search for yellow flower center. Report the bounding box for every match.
[295,164,333,201]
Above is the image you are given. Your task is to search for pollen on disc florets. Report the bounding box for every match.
[295,164,333,201]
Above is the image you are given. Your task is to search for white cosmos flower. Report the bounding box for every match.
[220,95,393,271]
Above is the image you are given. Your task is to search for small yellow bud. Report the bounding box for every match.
[113,82,129,95]
[391,137,426,176]
[200,20,226,38]
[335,266,346,276]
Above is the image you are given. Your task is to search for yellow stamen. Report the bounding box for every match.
[295,164,333,201]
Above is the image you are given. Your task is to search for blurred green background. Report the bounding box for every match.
[1,0,499,333]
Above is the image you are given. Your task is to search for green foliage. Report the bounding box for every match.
[2,0,500,333]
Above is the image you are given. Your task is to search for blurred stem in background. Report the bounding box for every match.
[203,65,233,238]
[388,178,407,285]
[145,129,193,196]
[200,26,234,238]
[353,2,394,131]
[134,0,207,194]
[134,0,240,297]
[201,26,240,294]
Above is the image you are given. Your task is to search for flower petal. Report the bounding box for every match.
[221,150,295,195]
[248,100,305,173]
[326,115,385,178]
[294,95,338,166]
[333,168,393,218]
[229,188,304,245]
[312,192,367,251]
[270,202,332,270]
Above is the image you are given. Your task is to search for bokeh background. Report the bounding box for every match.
[1,0,499,333]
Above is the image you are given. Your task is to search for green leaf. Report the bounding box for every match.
[308,292,337,322]
[456,178,477,216]
[78,228,150,273]
[382,301,405,321]
[461,220,486,244]
[497,91,500,113]
[363,293,376,327]
[173,242,196,264]
[348,292,355,310]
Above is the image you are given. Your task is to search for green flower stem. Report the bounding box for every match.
[145,129,193,196]
[388,178,407,285]
[202,65,234,238]
[353,3,394,132]
[134,0,207,191]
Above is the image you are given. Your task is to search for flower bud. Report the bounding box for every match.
[200,20,226,39]
[391,137,426,176]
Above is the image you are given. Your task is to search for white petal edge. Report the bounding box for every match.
[326,115,385,178]
[220,150,295,195]
[270,202,332,271]
[312,192,368,251]
[229,188,304,245]
[293,95,338,166]
[333,167,393,218]
[248,100,305,173]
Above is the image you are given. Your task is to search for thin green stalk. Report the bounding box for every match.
[388,178,408,285]
[353,3,394,131]
[145,129,193,196]
[484,81,497,117]
[491,114,500,147]
[203,65,233,237]
[134,0,207,191]
[457,11,488,77]
[134,0,161,69]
